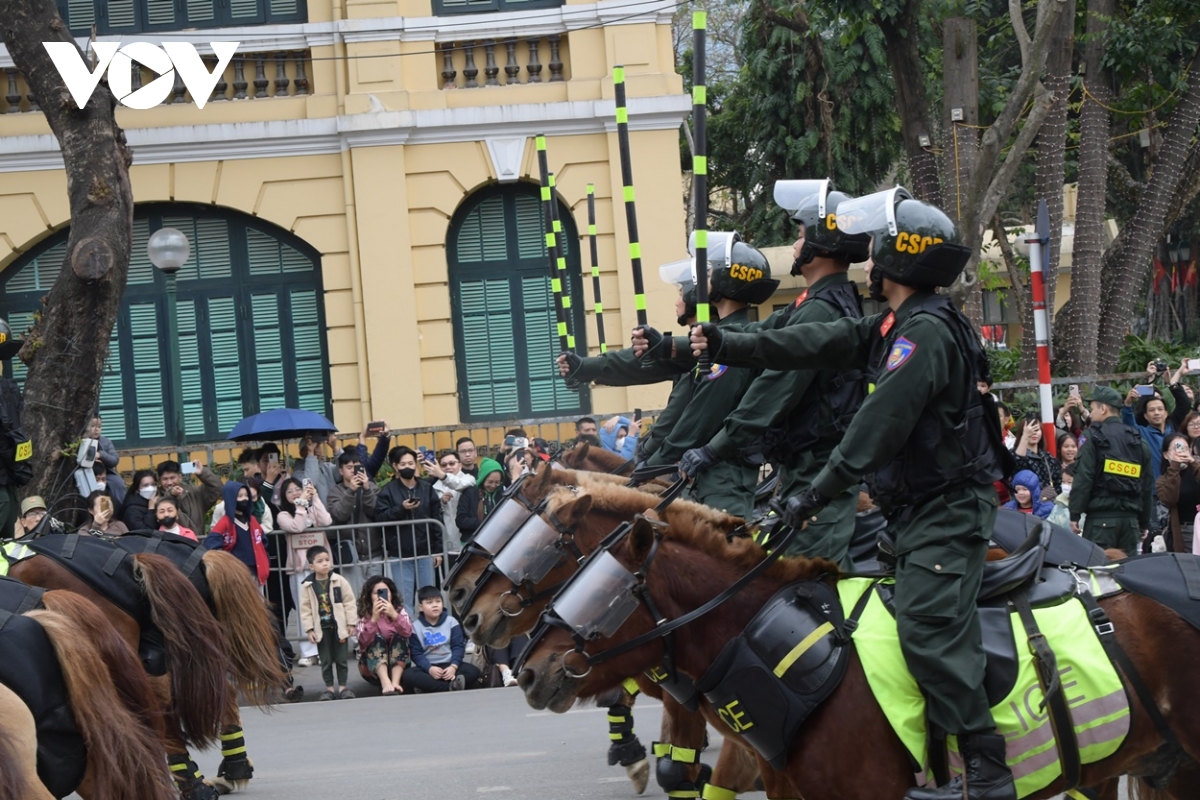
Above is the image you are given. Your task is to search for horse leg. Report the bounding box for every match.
[209,692,254,795]
[605,681,649,793]
[154,675,221,800]
[653,696,712,799]
[0,688,54,800]
[701,738,763,799]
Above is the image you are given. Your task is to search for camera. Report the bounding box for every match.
[1154,359,1170,377]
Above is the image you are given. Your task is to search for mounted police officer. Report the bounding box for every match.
[1069,386,1152,558]
[635,234,779,517]
[690,187,1016,800]
[675,180,868,567]
[0,320,30,539]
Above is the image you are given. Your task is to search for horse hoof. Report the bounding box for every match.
[626,759,650,794]
[180,780,222,800]
[209,778,234,796]
[217,756,254,783]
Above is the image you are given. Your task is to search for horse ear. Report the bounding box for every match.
[555,491,594,527]
[576,440,590,460]
[629,516,655,562]
[529,460,553,493]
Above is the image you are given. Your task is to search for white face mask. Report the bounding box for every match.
[139,485,157,499]
[1060,484,1072,498]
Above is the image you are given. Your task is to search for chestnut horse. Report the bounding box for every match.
[9,550,232,800]
[519,500,1200,800]
[461,475,763,797]
[0,587,174,800]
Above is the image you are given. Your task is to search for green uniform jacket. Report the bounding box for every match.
[644,308,759,468]
[716,292,983,545]
[1068,417,1154,527]
[706,274,851,472]
[569,347,688,461]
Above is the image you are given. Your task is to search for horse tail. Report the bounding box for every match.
[132,553,230,749]
[0,686,45,800]
[27,599,176,800]
[202,550,286,706]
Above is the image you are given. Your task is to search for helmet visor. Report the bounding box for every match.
[551,550,640,639]
[835,187,914,236]
[688,231,741,268]
[658,257,697,287]
[493,513,567,586]
[773,179,830,216]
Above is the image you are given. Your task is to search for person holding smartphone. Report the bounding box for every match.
[1013,413,1062,498]
[376,446,443,611]
[79,490,128,536]
[354,575,412,695]
[1156,433,1200,553]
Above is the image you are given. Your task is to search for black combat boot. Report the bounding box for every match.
[905,732,1015,800]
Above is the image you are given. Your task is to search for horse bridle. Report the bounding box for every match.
[518,499,802,681]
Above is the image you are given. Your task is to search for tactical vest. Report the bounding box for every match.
[1085,422,1145,498]
[694,580,850,770]
[774,280,868,456]
[0,540,34,576]
[866,295,1012,517]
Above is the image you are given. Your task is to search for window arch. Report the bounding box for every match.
[448,184,589,422]
[0,203,331,447]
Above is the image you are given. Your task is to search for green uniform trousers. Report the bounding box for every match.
[692,461,759,520]
[892,485,996,735]
[781,488,858,570]
[1082,514,1141,558]
[0,485,16,540]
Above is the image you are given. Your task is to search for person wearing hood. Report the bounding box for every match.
[1002,470,1054,519]
[204,481,270,585]
[455,458,503,542]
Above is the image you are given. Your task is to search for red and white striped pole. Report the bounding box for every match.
[1027,199,1056,457]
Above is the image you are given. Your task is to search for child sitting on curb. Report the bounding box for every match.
[355,575,412,695]
[402,585,481,693]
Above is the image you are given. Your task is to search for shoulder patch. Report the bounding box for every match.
[705,364,728,381]
[880,312,895,337]
[885,337,917,371]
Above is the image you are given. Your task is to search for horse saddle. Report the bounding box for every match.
[106,530,214,611]
[25,533,170,676]
[0,576,86,797]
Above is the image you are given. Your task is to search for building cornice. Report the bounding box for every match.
[0,0,675,67]
[0,94,690,172]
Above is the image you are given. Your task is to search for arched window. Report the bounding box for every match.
[448,184,589,422]
[0,203,331,447]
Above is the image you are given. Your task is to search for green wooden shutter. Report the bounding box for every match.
[516,193,570,261]
[98,322,126,441]
[164,215,231,282]
[143,0,177,27]
[290,289,326,415]
[102,0,138,30]
[128,302,166,439]
[250,293,286,412]
[65,0,96,32]
[206,296,245,434]
[5,311,36,390]
[456,197,508,263]
[177,299,205,438]
[6,241,65,295]
[459,279,519,417]
[520,275,577,413]
[128,219,156,286]
[226,0,265,23]
[186,0,217,23]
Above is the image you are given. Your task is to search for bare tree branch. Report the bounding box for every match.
[992,213,1027,325]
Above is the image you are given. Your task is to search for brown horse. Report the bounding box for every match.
[519,499,1200,800]
[559,441,635,476]
[9,551,232,800]
[0,588,175,800]
[464,478,763,797]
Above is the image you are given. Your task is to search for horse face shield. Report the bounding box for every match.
[494,513,572,586]
[552,550,641,640]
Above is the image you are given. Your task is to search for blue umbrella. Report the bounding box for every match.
[227,408,337,442]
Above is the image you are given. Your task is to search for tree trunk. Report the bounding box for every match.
[0,0,133,506]
[1097,51,1200,369]
[877,0,943,207]
[1020,0,1075,379]
[1057,0,1113,374]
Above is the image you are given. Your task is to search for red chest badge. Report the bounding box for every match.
[792,289,809,308]
[880,312,895,336]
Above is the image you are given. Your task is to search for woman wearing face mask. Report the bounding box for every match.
[204,481,271,586]
[1156,433,1200,553]
[154,496,197,541]
[120,469,160,531]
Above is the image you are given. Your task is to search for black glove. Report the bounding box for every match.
[562,351,584,390]
[781,488,830,529]
[636,326,672,360]
[678,445,718,481]
[691,322,723,359]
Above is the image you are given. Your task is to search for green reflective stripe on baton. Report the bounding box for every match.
[586,184,608,353]
[535,135,576,359]
[613,65,649,334]
[691,12,713,374]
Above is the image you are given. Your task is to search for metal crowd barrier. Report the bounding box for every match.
[261,518,450,645]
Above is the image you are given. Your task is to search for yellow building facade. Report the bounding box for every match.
[0,0,689,447]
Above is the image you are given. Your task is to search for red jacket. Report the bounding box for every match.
[206,515,270,585]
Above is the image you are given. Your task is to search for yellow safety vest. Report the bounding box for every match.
[0,540,33,577]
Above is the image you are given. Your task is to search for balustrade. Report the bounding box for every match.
[438,35,568,90]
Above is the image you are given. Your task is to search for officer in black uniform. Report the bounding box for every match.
[1068,386,1153,557]
[0,320,27,538]
[675,180,868,567]
[691,187,1015,800]
[638,236,779,517]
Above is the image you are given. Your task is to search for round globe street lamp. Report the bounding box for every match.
[147,227,190,452]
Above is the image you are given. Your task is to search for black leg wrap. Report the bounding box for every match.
[654,743,704,798]
[606,704,646,767]
[216,726,253,781]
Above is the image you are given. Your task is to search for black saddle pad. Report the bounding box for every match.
[1114,553,1200,632]
[25,533,152,629]
[991,509,1109,567]
[107,531,213,610]
[0,576,86,797]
